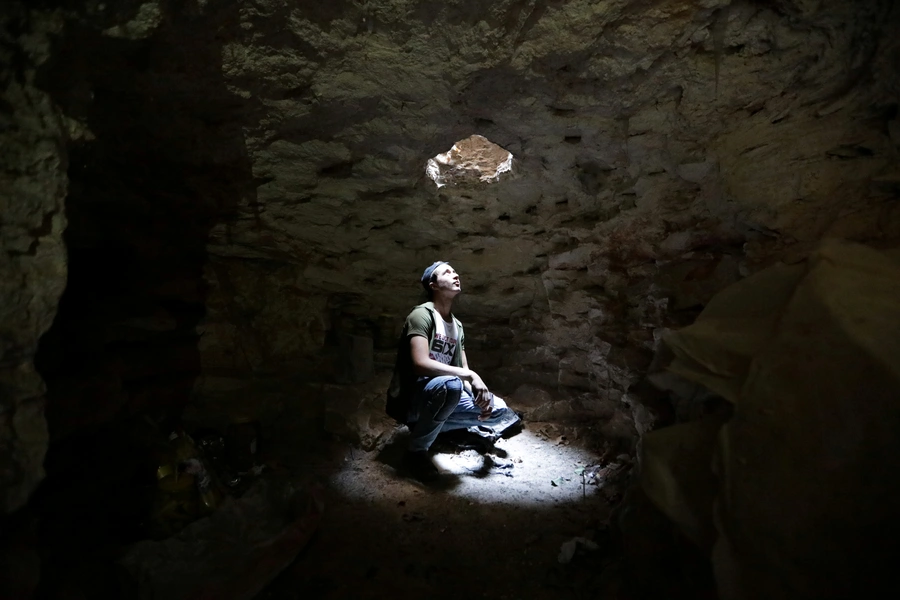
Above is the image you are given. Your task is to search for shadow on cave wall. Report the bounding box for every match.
[29,3,258,596]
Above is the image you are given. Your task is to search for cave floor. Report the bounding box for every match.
[257,422,627,600]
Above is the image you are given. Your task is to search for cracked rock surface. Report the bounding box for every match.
[1,5,67,513]
[3,0,900,521]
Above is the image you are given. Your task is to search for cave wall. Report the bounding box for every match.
[190,0,900,441]
[0,6,68,514]
[4,0,900,512]
[0,3,261,593]
[32,0,256,445]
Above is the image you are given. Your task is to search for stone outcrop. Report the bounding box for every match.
[640,240,900,599]
[0,5,68,514]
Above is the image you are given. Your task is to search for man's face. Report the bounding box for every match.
[431,264,461,296]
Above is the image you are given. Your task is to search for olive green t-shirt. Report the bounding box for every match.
[407,305,465,367]
[386,302,466,422]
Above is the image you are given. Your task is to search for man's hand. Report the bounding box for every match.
[469,372,492,411]
[477,396,494,421]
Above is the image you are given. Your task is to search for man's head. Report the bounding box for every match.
[421,261,461,300]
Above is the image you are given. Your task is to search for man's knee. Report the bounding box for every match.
[426,375,464,395]
[442,376,464,393]
[433,376,463,419]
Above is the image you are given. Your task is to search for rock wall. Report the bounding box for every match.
[0,2,895,597]
[0,5,68,514]
[5,0,900,510]
[192,0,900,443]
[32,0,256,444]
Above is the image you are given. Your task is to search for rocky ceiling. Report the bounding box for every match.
[3,0,900,512]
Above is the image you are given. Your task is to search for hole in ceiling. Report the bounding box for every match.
[425,134,513,188]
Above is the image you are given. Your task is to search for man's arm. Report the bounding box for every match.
[410,337,491,409]
[410,335,472,379]
[462,349,493,415]
[461,350,473,395]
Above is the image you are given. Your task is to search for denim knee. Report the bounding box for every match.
[433,376,463,420]
[442,376,464,393]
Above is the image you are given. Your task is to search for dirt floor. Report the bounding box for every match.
[257,420,634,600]
[31,412,714,599]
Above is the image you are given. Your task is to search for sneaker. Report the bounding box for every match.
[402,450,440,482]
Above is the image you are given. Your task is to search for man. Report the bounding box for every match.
[387,261,520,481]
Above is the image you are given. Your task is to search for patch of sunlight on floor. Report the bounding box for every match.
[328,429,604,508]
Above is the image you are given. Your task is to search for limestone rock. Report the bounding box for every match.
[321,374,398,451]
[507,383,553,412]
[103,2,163,39]
[0,5,68,514]
[6,0,900,517]
[654,240,900,600]
[190,0,898,432]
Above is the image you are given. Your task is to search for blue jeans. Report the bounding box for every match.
[407,375,518,452]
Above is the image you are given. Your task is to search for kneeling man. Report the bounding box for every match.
[387,261,520,480]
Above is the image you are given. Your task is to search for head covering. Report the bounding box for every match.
[421,261,448,291]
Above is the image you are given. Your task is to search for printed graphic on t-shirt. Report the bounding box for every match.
[429,334,457,364]
[430,316,458,365]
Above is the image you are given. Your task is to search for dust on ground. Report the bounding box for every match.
[257,421,632,600]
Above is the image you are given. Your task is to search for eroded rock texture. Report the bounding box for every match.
[192,0,900,444]
[3,0,900,515]
[0,6,67,514]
